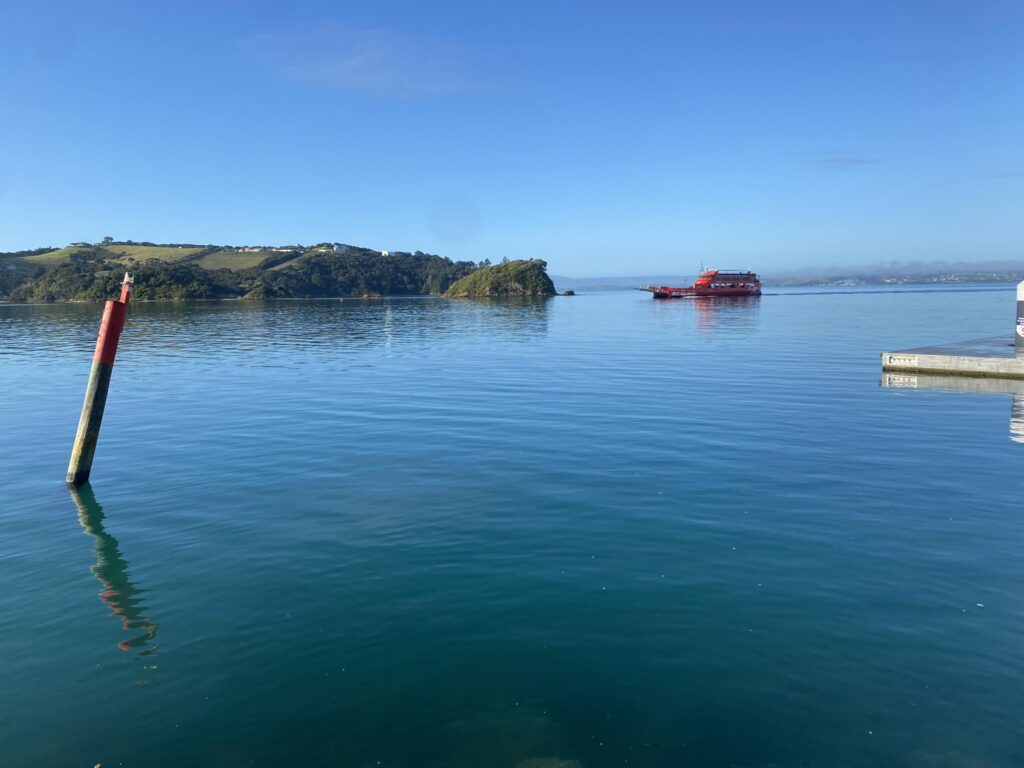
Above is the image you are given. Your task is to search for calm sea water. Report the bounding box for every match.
[1,288,1022,768]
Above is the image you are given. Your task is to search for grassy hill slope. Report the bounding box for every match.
[190,248,283,270]
[26,244,208,264]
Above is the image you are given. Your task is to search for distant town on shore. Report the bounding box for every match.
[2,239,1021,302]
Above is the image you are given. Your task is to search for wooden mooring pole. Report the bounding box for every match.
[67,272,134,487]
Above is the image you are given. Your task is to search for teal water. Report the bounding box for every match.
[1,289,1022,767]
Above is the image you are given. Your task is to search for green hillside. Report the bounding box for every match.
[24,244,305,272]
[100,244,206,261]
[191,248,283,270]
[26,244,206,264]
[0,254,45,297]
[1,241,479,302]
[24,247,92,265]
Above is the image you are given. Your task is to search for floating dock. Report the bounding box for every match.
[880,337,1024,380]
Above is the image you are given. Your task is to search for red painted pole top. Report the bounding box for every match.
[93,273,134,367]
[119,272,134,304]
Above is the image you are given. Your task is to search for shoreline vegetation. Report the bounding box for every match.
[0,240,557,303]
[3,240,1021,303]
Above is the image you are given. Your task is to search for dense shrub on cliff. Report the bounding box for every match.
[444,259,557,298]
[8,262,242,302]
[132,263,243,300]
[234,250,475,299]
[8,263,123,302]
[0,256,45,298]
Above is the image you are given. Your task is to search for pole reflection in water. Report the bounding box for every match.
[1011,395,1024,444]
[69,484,159,657]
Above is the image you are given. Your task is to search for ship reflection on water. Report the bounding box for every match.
[646,292,761,335]
[69,485,159,657]
[691,295,761,334]
[882,372,1024,444]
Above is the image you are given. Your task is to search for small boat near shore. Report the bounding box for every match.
[641,268,761,299]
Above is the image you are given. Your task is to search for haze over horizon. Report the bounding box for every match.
[1,1,1021,276]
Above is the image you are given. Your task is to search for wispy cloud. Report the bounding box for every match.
[244,25,492,98]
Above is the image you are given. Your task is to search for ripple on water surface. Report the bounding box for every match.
[1,290,1022,767]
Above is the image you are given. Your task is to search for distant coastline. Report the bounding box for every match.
[552,265,1024,292]
[765,272,1024,288]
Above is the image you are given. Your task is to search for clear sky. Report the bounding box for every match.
[1,1,1021,275]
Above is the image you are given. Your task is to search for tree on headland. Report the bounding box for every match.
[444,259,556,298]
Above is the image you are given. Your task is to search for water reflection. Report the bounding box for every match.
[693,295,761,333]
[449,297,552,341]
[69,485,159,656]
[0,297,551,361]
[881,372,1024,444]
[645,294,761,335]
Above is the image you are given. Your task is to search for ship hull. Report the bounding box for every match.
[642,269,761,299]
[642,286,762,299]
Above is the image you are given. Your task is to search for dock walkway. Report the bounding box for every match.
[880,337,1024,380]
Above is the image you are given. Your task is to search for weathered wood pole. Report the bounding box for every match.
[66,272,134,486]
[1016,281,1024,350]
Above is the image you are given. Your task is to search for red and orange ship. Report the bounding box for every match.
[641,268,761,299]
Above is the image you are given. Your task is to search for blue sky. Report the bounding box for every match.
[1,0,1021,275]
